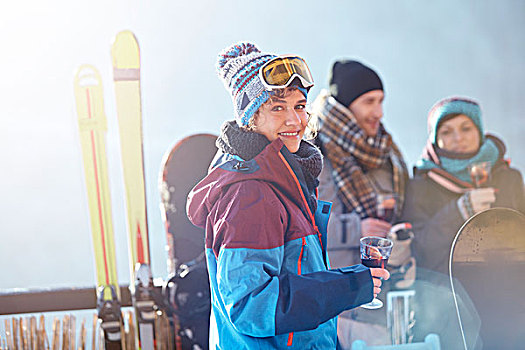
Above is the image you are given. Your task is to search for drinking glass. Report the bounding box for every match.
[468,161,492,188]
[376,193,398,223]
[360,236,393,309]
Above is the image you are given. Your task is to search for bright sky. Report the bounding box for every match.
[1,0,524,290]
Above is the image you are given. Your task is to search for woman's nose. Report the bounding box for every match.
[452,130,462,142]
[284,109,301,125]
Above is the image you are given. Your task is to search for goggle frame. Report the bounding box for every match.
[259,55,314,91]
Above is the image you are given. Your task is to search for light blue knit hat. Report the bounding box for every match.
[427,96,483,145]
[216,42,276,126]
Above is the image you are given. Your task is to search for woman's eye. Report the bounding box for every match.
[295,104,306,110]
[272,105,284,112]
[462,127,472,133]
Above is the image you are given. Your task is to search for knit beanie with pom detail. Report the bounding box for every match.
[216,42,276,127]
[427,96,483,145]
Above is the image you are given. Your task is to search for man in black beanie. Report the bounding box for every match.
[311,60,409,347]
[330,61,383,117]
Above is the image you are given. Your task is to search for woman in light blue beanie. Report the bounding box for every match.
[418,96,496,184]
[402,96,525,275]
[399,96,525,349]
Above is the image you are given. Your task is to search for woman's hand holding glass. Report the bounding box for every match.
[360,236,393,309]
[469,188,497,212]
[458,187,497,219]
[370,268,390,298]
[457,161,497,219]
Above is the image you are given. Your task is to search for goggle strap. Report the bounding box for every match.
[266,74,313,90]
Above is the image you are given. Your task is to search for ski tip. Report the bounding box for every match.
[74,64,102,88]
[111,30,140,69]
[73,64,106,123]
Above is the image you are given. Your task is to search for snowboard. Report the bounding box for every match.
[159,133,217,350]
[449,207,525,350]
[159,133,218,272]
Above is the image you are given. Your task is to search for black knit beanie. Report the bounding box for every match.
[329,60,383,107]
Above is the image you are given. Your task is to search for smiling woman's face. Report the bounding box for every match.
[436,114,480,153]
[252,88,308,153]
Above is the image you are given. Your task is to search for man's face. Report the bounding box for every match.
[348,90,384,137]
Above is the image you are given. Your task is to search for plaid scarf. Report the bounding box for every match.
[313,90,408,219]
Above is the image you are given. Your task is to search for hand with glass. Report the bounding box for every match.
[360,236,392,309]
[361,193,398,238]
[457,161,497,219]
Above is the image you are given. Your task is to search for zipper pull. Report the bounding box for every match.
[302,238,308,261]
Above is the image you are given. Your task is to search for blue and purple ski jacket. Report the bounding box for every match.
[187,138,373,349]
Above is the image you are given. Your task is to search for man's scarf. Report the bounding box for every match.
[314,90,408,219]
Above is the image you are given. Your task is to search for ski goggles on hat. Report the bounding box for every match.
[259,55,314,90]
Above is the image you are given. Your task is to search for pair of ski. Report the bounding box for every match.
[74,31,169,350]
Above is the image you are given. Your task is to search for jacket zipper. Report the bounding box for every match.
[278,151,325,347]
[288,236,307,346]
[277,152,325,251]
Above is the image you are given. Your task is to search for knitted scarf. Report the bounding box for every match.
[313,90,407,219]
[415,134,505,193]
[216,120,323,193]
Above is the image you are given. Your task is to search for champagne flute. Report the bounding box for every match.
[360,236,393,309]
[468,161,492,188]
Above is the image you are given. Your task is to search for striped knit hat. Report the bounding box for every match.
[428,96,483,145]
[217,42,276,126]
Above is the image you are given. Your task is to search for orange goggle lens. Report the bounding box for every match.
[260,56,314,89]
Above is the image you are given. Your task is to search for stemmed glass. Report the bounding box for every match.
[468,161,492,188]
[376,193,398,223]
[360,236,393,309]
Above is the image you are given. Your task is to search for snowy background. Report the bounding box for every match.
[1,0,524,291]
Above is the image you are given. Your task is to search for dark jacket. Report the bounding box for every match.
[401,160,525,275]
[187,138,373,349]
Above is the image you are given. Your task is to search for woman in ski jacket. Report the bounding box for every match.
[401,96,525,275]
[186,42,388,349]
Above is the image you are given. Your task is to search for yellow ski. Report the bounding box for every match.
[111,30,150,274]
[73,64,124,350]
[111,30,157,350]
